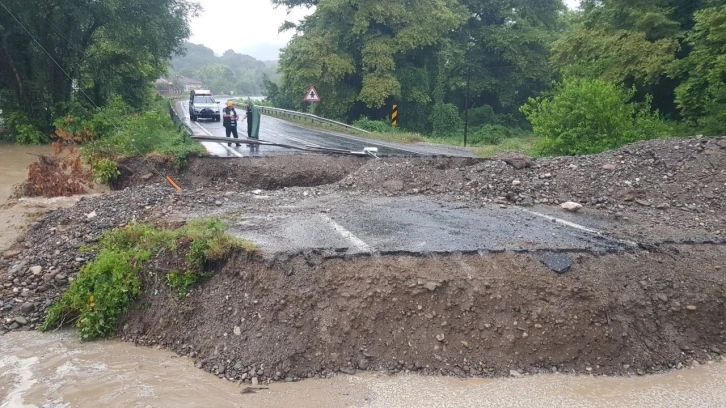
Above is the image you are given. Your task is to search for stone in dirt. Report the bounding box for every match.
[86,211,97,219]
[141,173,154,181]
[29,266,42,275]
[2,249,21,259]
[602,164,616,170]
[20,303,35,313]
[560,201,583,212]
[425,282,440,291]
[494,152,532,170]
[14,316,28,325]
[541,252,573,274]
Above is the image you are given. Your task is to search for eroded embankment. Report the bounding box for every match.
[120,246,726,382]
[115,154,369,191]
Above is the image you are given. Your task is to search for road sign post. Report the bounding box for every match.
[304,86,320,115]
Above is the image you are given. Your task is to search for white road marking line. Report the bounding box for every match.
[321,214,373,253]
[518,208,638,247]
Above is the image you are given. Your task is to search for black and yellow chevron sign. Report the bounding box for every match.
[391,104,398,126]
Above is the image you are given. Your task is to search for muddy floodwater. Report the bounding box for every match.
[1,331,725,408]
[2,144,726,407]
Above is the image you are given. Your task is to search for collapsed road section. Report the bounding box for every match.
[1,136,725,384]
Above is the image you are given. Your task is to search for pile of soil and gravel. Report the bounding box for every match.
[122,246,724,382]
[339,136,725,212]
[1,135,725,383]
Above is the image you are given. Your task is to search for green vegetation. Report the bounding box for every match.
[521,78,671,155]
[92,158,121,184]
[0,0,196,143]
[268,0,726,156]
[40,218,255,340]
[79,96,205,167]
[170,43,278,96]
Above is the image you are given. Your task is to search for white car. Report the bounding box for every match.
[189,90,221,122]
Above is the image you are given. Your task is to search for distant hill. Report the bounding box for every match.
[170,42,278,95]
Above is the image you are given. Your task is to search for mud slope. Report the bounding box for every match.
[121,246,726,382]
[115,154,368,191]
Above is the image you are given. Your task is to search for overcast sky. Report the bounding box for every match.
[189,0,581,61]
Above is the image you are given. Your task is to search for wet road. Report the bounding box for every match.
[226,195,633,255]
[176,100,417,157]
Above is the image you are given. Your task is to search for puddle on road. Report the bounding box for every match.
[1,331,725,408]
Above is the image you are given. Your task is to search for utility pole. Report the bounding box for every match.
[464,71,470,147]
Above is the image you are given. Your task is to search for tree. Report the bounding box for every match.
[671,2,726,134]
[0,0,197,139]
[276,0,468,120]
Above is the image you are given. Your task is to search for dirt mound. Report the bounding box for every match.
[116,154,367,191]
[341,137,726,212]
[118,247,726,383]
[335,136,726,242]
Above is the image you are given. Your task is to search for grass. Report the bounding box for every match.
[263,110,546,157]
[40,217,255,340]
[471,134,542,158]
[80,97,207,173]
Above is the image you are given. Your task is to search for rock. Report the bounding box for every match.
[233,326,242,336]
[14,316,28,325]
[436,333,445,342]
[55,274,67,281]
[29,266,43,275]
[512,180,521,186]
[656,203,671,209]
[2,249,21,259]
[141,173,154,181]
[86,211,97,219]
[424,282,440,291]
[358,359,370,370]
[20,303,35,313]
[339,367,357,375]
[249,189,261,195]
[520,196,535,207]
[635,200,652,207]
[686,305,697,311]
[541,252,573,274]
[560,201,583,212]
[251,377,259,386]
[214,201,223,206]
[509,370,522,378]
[602,164,616,170]
[494,152,533,170]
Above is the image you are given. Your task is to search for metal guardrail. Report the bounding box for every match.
[258,106,371,134]
[168,100,192,136]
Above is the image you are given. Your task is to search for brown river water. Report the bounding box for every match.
[1,144,725,407]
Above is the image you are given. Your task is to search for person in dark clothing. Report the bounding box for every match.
[245,104,253,138]
[222,100,240,147]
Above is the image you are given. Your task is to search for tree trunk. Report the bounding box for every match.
[0,28,31,113]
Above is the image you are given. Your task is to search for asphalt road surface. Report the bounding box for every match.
[226,195,633,255]
[176,100,420,157]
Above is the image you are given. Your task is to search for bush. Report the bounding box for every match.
[466,105,496,128]
[40,218,255,340]
[82,98,205,164]
[430,103,463,136]
[352,117,392,133]
[468,124,520,145]
[92,158,120,184]
[521,77,671,156]
[4,111,47,144]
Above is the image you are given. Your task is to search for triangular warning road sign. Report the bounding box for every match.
[304,86,321,102]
